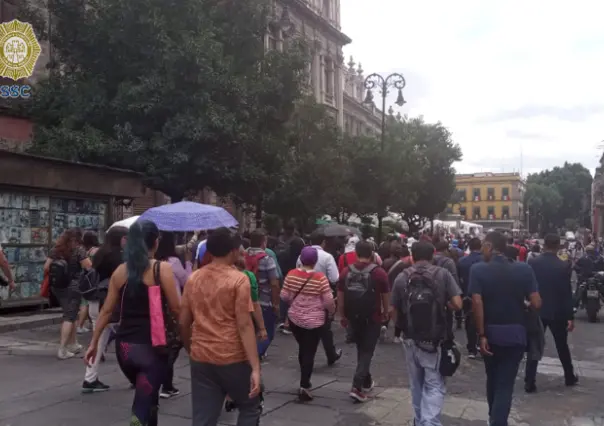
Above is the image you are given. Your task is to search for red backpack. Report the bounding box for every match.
[244,251,267,280]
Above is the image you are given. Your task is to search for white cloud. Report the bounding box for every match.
[341,0,604,175]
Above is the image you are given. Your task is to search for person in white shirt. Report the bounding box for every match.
[297,231,342,365]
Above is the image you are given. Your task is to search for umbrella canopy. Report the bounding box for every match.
[139,201,238,232]
[109,215,140,229]
[319,223,362,238]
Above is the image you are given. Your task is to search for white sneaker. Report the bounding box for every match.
[57,347,76,360]
[67,343,83,354]
[393,337,402,344]
[380,326,388,342]
[77,327,90,334]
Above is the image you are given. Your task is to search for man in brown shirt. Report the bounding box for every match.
[180,228,261,426]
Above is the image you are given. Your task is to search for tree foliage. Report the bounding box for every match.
[524,162,593,233]
[24,0,308,200]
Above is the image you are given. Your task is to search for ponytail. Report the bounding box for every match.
[123,220,159,293]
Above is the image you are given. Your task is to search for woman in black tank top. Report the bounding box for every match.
[85,220,180,426]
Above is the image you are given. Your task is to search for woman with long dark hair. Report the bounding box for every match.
[77,231,101,334]
[85,220,180,426]
[44,228,92,359]
[154,231,192,399]
[81,226,128,393]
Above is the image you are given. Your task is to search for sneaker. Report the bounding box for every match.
[67,343,83,354]
[393,336,402,344]
[298,387,313,402]
[225,399,237,412]
[468,352,478,360]
[328,348,343,366]
[565,374,579,387]
[77,327,90,334]
[280,327,292,335]
[160,388,180,399]
[362,380,375,393]
[349,387,368,403]
[379,325,388,342]
[57,347,76,360]
[82,379,110,393]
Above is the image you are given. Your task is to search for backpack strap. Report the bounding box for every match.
[153,260,161,286]
[292,273,315,301]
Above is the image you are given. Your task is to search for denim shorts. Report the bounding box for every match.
[52,284,82,322]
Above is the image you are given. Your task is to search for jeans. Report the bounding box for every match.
[257,306,276,357]
[483,345,524,426]
[320,317,338,362]
[84,301,111,383]
[190,360,261,426]
[289,322,323,388]
[279,299,289,324]
[403,340,445,426]
[349,320,381,389]
[525,319,575,385]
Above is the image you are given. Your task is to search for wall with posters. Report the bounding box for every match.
[0,190,108,303]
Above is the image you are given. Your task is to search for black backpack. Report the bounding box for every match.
[48,259,71,289]
[403,266,445,351]
[78,268,102,301]
[344,264,378,321]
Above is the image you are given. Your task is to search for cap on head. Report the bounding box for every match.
[300,246,318,266]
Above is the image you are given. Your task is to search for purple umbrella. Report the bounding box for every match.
[139,201,238,231]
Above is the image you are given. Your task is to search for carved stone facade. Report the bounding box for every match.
[592,153,604,237]
[342,56,381,136]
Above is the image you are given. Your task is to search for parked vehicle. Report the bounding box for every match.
[576,271,604,323]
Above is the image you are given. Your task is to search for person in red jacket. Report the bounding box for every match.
[514,240,528,262]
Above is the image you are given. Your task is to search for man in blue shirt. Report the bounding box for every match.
[457,237,483,358]
[525,234,578,393]
[469,231,541,426]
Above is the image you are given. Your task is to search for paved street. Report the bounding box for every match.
[2,311,604,426]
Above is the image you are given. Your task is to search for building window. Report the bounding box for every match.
[487,206,495,219]
[487,187,495,201]
[268,26,279,51]
[473,188,481,201]
[459,206,467,218]
[473,206,481,219]
[458,189,466,202]
[324,58,334,101]
[502,187,510,201]
[445,206,453,214]
[502,206,510,220]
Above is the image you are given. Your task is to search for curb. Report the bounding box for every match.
[0,314,63,334]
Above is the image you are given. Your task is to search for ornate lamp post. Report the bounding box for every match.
[362,73,407,242]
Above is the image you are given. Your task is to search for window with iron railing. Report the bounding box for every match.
[473,188,481,202]
[487,206,495,219]
[502,206,510,220]
[473,207,481,219]
[502,187,510,201]
[459,207,466,219]
[487,187,495,201]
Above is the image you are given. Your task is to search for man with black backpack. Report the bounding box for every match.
[391,241,462,426]
[337,240,390,403]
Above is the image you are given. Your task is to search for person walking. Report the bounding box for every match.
[283,246,336,401]
[45,228,92,359]
[296,230,342,365]
[469,231,541,426]
[179,228,262,426]
[81,226,128,393]
[337,240,390,403]
[390,241,462,426]
[155,231,193,399]
[76,231,100,334]
[524,233,578,393]
[457,237,483,359]
[84,220,181,426]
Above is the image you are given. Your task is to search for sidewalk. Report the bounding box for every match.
[2,316,604,425]
[0,308,62,333]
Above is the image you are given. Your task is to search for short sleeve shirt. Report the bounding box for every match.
[49,246,87,283]
[247,248,277,306]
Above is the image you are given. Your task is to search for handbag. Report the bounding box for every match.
[148,261,168,348]
[439,339,461,377]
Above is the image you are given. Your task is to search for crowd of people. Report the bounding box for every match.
[35,220,587,426]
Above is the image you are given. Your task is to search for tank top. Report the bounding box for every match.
[116,280,152,344]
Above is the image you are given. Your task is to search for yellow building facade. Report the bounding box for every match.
[449,172,525,229]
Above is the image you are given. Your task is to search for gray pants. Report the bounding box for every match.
[190,360,261,426]
[350,321,381,389]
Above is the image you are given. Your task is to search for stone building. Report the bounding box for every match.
[343,56,382,136]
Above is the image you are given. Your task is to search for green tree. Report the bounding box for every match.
[525,162,593,232]
[524,182,563,233]
[24,0,307,201]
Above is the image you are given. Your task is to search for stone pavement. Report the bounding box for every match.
[2,310,604,426]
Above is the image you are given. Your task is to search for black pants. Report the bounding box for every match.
[484,345,524,426]
[163,343,182,390]
[463,298,478,353]
[290,322,323,389]
[320,317,338,363]
[525,319,575,385]
[349,320,381,390]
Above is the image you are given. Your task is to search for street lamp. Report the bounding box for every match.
[363,73,406,151]
[362,73,407,242]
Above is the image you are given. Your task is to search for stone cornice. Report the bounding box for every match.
[282,0,352,45]
[343,93,381,125]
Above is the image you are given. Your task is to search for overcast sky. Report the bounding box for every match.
[341,0,604,176]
